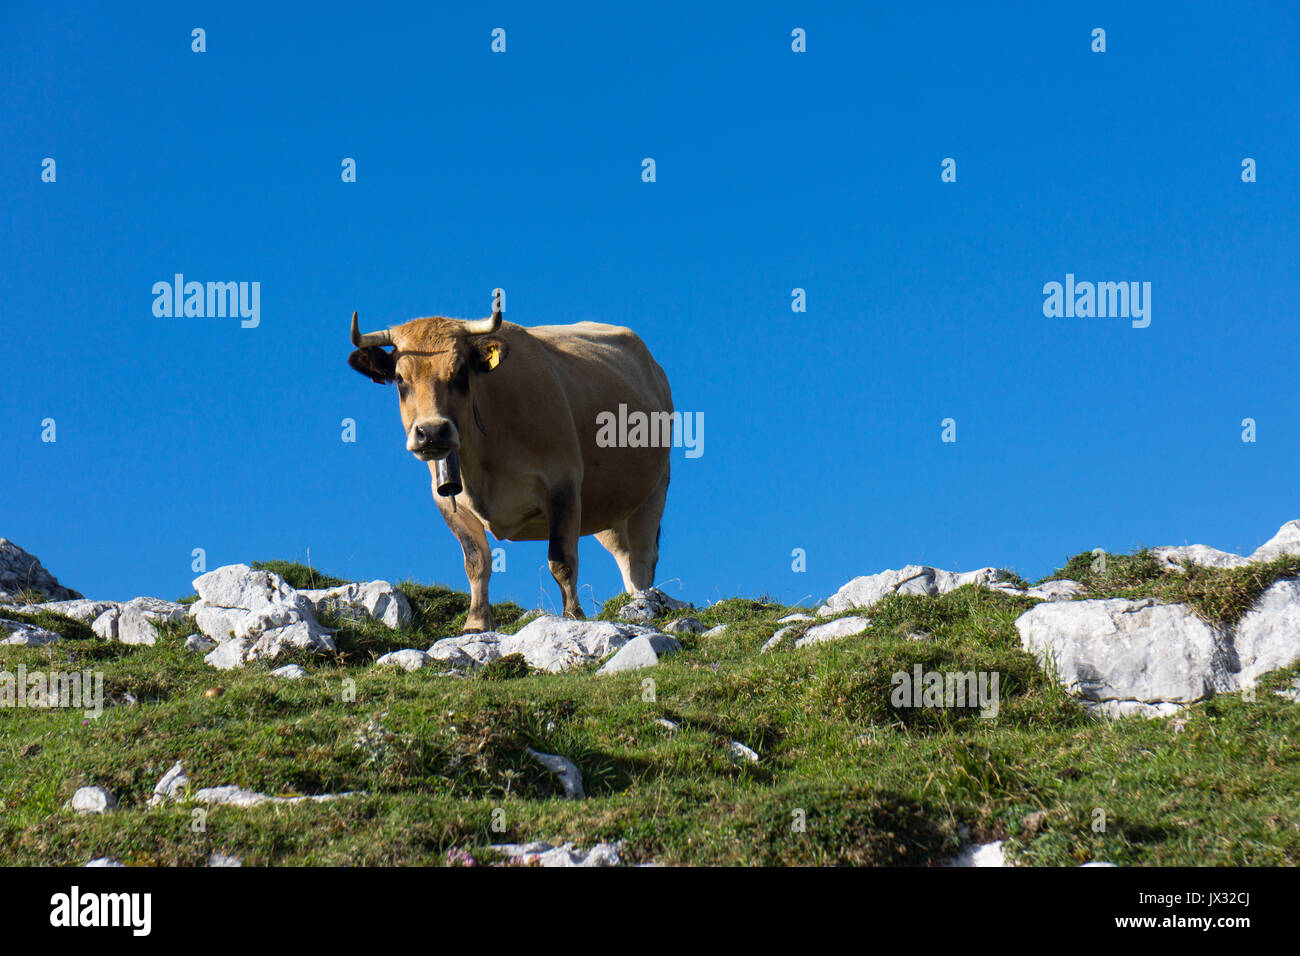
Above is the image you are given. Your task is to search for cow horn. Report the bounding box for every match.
[350,311,393,348]
[462,309,502,336]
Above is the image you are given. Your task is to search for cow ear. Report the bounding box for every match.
[348,347,396,384]
[472,338,509,373]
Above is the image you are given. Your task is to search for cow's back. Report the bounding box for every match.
[525,322,672,416]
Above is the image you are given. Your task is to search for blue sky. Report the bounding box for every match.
[3,1,1298,615]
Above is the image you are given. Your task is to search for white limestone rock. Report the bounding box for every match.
[1151,544,1250,570]
[490,841,623,867]
[1016,598,1225,718]
[428,631,504,668]
[193,786,364,807]
[728,740,760,763]
[0,618,63,646]
[183,632,218,653]
[12,599,115,622]
[68,786,118,814]
[795,615,871,648]
[498,614,667,673]
[945,840,1007,868]
[91,596,188,645]
[818,565,1009,616]
[1250,519,1300,562]
[375,649,431,672]
[190,565,335,668]
[147,761,190,806]
[1231,579,1300,688]
[270,664,308,679]
[526,747,585,799]
[597,634,682,674]
[617,588,692,622]
[760,626,794,654]
[299,581,412,630]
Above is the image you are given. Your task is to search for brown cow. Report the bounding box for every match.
[348,305,672,632]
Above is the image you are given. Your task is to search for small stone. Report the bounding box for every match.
[375,649,431,672]
[526,747,585,800]
[597,634,682,674]
[728,740,760,764]
[184,633,218,653]
[68,786,117,814]
[270,664,307,679]
[1021,810,1048,834]
[945,840,1007,868]
[760,627,794,654]
[148,761,190,806]
[663,617,704,635]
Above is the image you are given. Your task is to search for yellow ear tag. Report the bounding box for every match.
[486,345,501,370]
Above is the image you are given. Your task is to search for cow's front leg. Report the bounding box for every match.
[547,485,584,619]
[434,491,494,633]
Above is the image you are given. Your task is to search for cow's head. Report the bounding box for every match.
[348,310,509,462]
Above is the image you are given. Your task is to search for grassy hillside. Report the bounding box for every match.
[1,554,1298,866]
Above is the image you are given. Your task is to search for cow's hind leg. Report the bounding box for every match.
[435,493,494,633]
[547,485,584,619]
[598,468,669,593]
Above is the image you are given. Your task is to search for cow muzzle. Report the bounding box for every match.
[407,418,460,460]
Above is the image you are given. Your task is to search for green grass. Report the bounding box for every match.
[1,561,1298,866]
[1042,548,1300,626]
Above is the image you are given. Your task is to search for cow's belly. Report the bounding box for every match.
[455,451,666,542]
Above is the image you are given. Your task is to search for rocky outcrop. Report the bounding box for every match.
[0,618,63,646]
[1016,581,1300,717]
[424,615,676,674]
[1152,519,1300,570]
[190,565,336,670]
[299,581,412,630]
[818,565,1009,616]
[617,588,692,622]
[91,597,188,645]
[0,539,81,601]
